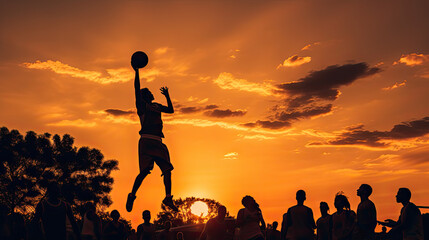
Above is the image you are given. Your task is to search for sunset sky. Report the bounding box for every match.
[1,0,429,228]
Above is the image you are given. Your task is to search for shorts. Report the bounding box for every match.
[138,137,174,175]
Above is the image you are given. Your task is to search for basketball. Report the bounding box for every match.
[131,51,149,69]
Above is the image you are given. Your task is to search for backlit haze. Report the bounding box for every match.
[1,0,429,228]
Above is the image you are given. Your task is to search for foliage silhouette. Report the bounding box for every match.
[154,197,229,229]
[0,126,118,216]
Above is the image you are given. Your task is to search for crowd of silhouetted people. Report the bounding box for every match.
[0,182,427,240]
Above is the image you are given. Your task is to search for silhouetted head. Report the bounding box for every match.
[382,226,387,233]
[272,221,278,230]
[110,210,120,221]
[143,210,151,222]
[164,221,172,231]
[177,232,184,240]
[334,193,350,211]
[296,190,306,203]
[396,188,411,203]
[320,201,329,214]
[140,88,154,103]
[46,182,61,200]
[357,184,372,198]
[217,205,227,220]
[242,195,257,209]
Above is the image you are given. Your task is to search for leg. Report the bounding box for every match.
[131,171,149,195]
[163,171,172,196]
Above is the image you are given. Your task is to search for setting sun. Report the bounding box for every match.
[190,201,209,217]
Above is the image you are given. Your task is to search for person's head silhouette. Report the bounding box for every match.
[320,201,329,216]
[242,195,257,210]
[272,221,278,230]
[143,210,151,223]
[177,232,184,240]
[396,188,411,204]
[140,88,154,103]
[296,190,306,205]
[110,210,120,222]
[334,193,351,211]
[357,184,373,199]
[46,182,61,199]
[164,221,171,231]
[217,205,227,220]
[382,226,387,233]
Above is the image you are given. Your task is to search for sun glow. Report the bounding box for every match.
[190,201,209,217]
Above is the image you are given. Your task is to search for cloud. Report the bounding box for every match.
[154,47,170,55]
[237,134,275,140]
[204,109,246,118]
[246,63,380,130]
[308,116,429,150]
[104,109,135,116]
[301,42,321,51]
[23,60,134,84]
[204,105,219,110]
[23,59,172,83]
[382,80,407,91]
[394,53,429,66]
[178,104,219,114]
[224,152,238,160]
[47,119,97,127]
[213,72,281,96]
[277,55,311,68]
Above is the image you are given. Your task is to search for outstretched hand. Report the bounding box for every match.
[160,86,169,96]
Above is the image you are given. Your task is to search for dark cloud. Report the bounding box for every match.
[310,117,429,148]
[248,62,380,130]
[179,106,202,114]
[179,104,219,114]
[204,109,246,118]
[105,109,135,116]
[204,104,219,110]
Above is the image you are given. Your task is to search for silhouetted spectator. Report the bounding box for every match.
[379,188,424,240]
[281,190,316,240]
[177,232,185,240]
[316,202,332,240]
[158,221,172,240]
[32,182,81,240]
[103,210,126,240]
[200,205,229,240]
[332,193,356,240]
[81,202,102,240]
[128,229,138,240]
[267,221,281,240]
[236,196,266,240]
[137,210,155,240]
[354,184,377,240]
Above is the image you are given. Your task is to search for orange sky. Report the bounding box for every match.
[1,0,429,229]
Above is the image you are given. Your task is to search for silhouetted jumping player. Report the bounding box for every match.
[236,195,266,240]
[354,184,377,240]
[281,190,316,240]
[126,66,178,212]
[331,193,355,240]
[137,210,156,240]
[316,202,332,240]
[378,188,424,240]
[32,182,81,240]
[200,205,229,240]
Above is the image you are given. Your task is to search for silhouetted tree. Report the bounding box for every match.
[0,126,118,216]
[154,197,228,229]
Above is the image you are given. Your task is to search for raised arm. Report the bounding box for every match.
[134,68,143,111]
[160,86,174,113]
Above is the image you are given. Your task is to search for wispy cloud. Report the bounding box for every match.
[301,42,321,51]
[308,117,429,150]
[394,53,429,66]
[154,47,170,55]
[204,109,247,118]
[237,134,275,140]
[277,55,311,68]
[213,72,281,97]
[47,119,97,127]
[224,152,238,160]
[382,80,407,91]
